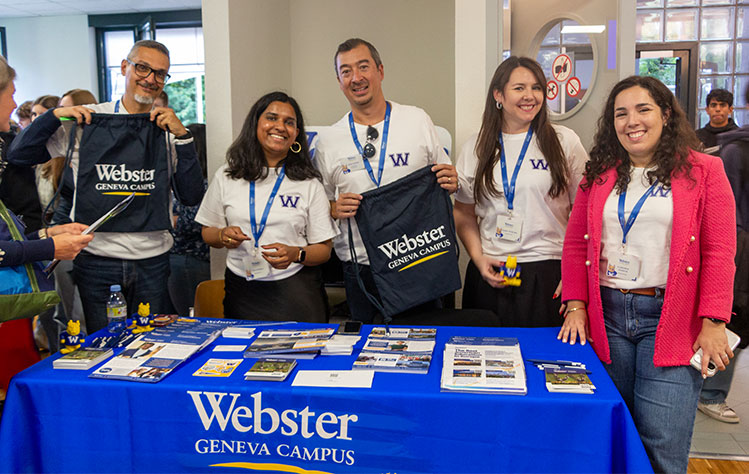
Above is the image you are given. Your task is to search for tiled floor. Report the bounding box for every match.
[691,349,749,460]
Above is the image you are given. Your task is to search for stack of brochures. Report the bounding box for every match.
[53,347,113,370]
[222,326,256,339]
[89,318,236,383]
[243,328,335,359]
[321,335,361,355]
[544,367,596,394]
[244,358,297,381]
[352,327,436,374]
[440,336,527,395]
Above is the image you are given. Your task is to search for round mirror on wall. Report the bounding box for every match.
[535,19,597,118]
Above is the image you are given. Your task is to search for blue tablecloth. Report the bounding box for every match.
[0,324,652,473]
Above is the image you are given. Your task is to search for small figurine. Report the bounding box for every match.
[60,320,85,354]
[499,255,522,287]
[131,302,154,334]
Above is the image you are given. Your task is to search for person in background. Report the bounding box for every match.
[196,92,337,322]
[699,83,749,424]
[154,90,168,109]
[314,38,458,323]
[168,123,210,316]
[15,100,31,129]
[695,88,738,155]
[559,75,736,473]
[453,56,588,327]
[30,95,59,122]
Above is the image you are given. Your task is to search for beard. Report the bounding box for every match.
[134,93,155,105]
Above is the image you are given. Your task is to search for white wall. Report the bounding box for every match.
[0,15,98,112]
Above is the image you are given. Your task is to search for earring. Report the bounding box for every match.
[289,141,302,153]
[496,101,503,110]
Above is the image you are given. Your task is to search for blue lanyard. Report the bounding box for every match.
[348,102,391,187]
[498,128,533,211]
[617,181,659,245]
[249,166,286,248]
[114,100,120,113]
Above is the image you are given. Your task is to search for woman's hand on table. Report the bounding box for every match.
[558,301,588,345]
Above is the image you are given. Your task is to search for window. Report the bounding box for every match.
[91,10,204,125]
[637,1,748,126]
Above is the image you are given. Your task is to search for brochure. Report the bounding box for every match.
[193,358,243,377]
[53,347,113,370]
[244,358,297,381]
[243,328,335,358]
[353,352,432,373]
[441,336,527,395]
[361,338,435,355]
[367,327,437,340]
[544,367,596,394]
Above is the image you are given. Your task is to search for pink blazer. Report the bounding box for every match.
[562,151,736,366]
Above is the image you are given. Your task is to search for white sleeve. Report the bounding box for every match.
[454,135,479,204]
[313,138,337,201]
[305,179,340,244]
[423,111,451,165]
[194,168,227,228]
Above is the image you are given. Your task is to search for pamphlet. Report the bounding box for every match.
[441,336,527,395]
[367,327,437,340]
[193,358,243,377]
[53,347,113,370]
[243,328,335,358]
[244,358,297,381]
[544,367,596,394]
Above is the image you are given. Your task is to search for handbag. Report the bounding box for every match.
[349,166,462,320]
[0,199,60,322]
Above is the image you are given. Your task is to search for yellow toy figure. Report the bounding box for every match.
[131,302,154,334]
[59,320,85,354]
[499,255,522,287]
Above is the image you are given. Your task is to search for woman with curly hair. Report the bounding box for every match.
[453,56,588,326]
[196,91,337,321]
[559,75,736,473]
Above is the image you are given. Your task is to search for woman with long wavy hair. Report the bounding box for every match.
[196,91,337,321]
[453,56,588,326]
[559,75,736,473]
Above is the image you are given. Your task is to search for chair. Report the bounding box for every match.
[193,280,225,318]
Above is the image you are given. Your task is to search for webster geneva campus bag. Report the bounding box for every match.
[349,165,461,319]
[0,200,59,322]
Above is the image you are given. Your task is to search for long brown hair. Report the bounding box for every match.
[474,56,568,203]
[584,75,700,191]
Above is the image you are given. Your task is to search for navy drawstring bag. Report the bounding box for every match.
[67,113,172,232]
[348,165,461,320]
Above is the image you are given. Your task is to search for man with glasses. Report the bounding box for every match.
[315,38,458,323]
[8,40,203,333]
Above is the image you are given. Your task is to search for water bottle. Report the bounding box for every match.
[106,284,127,334]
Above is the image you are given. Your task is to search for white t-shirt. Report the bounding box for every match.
[454,124,588,262]
[195,165,339,281]
[315,101,451,265]
[599,167,673,289]
[45,98,192,259]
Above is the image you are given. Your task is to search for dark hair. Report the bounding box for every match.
[34,95,60,110]
[474,56,568,203]
[706,88,733,108]
[186,123,207,180]
[584,75,700,191]
[225,91,319,182]
[128,40,170,61]
[334,38,382,76]
[60,88,97,106]
[16,100,32,120]
[0,54,15,92]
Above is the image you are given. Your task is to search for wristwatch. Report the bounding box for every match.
[296,247,307,264]
[175,129,192,140]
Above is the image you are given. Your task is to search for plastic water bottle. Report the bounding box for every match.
[106,285,127,334]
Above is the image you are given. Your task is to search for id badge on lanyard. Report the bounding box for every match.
[606,182,658,281]
[243,166,285,281]
[494,128,532,242]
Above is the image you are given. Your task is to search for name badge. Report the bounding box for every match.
[243,251,270,280]
[495,214,523,242]
[340,155,365,174]
[606,252,641,281]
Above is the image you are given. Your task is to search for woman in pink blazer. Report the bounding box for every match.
[559,76,736,474]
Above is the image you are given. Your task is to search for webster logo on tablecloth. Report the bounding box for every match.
[187,391,358,468]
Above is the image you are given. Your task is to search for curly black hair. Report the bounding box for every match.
[584,76,701,192]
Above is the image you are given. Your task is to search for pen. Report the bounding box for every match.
[526,358,583,366]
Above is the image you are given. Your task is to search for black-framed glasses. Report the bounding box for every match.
[127,59,171,84]
[362,125,379,158]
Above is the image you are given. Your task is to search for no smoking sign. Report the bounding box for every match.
[566,77,582,98]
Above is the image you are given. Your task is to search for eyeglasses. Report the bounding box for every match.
[362,125,379,158]
[127,59,171,84]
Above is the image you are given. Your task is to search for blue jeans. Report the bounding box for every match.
[73,252,171,334]
[601,287,703,474]
[167,254,210,316]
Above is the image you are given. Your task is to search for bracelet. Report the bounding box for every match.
[38,228,48,239]
[566,307,586,314]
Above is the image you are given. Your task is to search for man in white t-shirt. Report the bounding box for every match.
[8,40,204,332]
[315,38,458,322]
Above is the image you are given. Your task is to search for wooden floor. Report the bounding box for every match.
[689,458,749,473]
